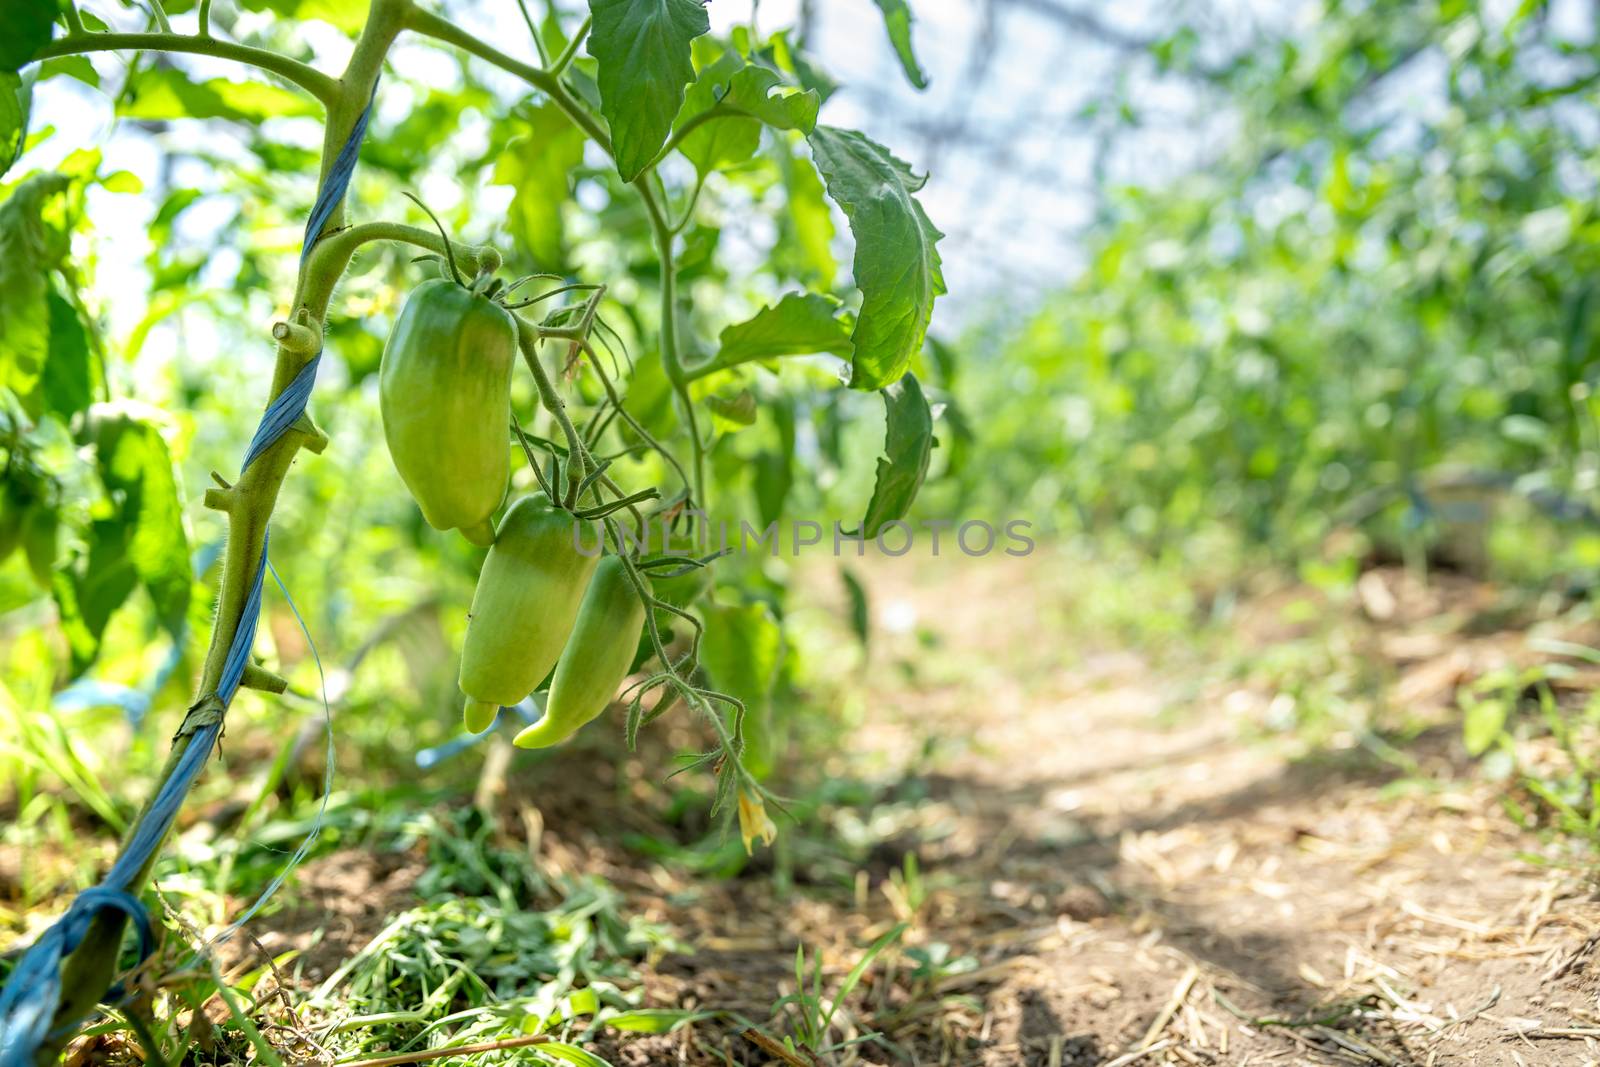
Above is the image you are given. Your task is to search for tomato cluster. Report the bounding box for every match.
[379,276,648,747]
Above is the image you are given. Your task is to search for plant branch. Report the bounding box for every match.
[402,5,612,152]
[637,180,707,508]
[514,0,549,66]
[34,31,340,105]
[400,7,705,511]
[515,317,592,508]
[146,0,174,33]
[549,15,590,75]
[302,221,496,294]
[647,100,744,171]
[578,339,692,497]
[40,2,409,1056]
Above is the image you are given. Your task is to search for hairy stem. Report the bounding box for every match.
[39,2,407,1055]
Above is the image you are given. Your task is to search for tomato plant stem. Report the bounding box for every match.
[637,180,708,510]
[37,4,409,1054]
[549,16,590,76]
[516,318,593,507]
[36,31,340,105]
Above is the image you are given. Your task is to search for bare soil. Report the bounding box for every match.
[274,554,1600,1065]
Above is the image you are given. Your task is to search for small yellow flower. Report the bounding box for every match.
[738,787,777,855]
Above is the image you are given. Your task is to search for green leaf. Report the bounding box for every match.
[37,55,98,88]
[720,66,819,132]
[0,71,29,179]
[675,57,820,176]
[237,0,366,31]
[861,371,932,538]
[492,105,586,266]
[675,49,758,176]
[872,0,929,89]
[1463,698,1510,757]
[22,504,58,588]
[605,1008,717,1033]
[753,397,794,527]
[705,292,852,375]
[52,516,137,677]
[91,414,192,635]
[120,67,319,122]
[0,0,55,74]
[761,29,838,104]
[779,142,836,283]
[41,285,91,417]
[621,346,678,439]
[535,1041,614,1067]
[0,174,70,406]
[807,126,945,389]
[840,565,869,650]
[587,0,710,181]
[701,599,783,778]
[706,389,756,429]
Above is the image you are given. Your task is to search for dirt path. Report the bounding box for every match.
[587,554,1600,1067]
[244,554,1600,1067]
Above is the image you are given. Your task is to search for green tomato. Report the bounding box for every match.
[515,555,648,749]
[380,277,516,546]
[459,494,600,732]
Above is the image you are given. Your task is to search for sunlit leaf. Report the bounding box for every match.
[872,0,928,90]
[705,292,852,375]
[605,1008,717,1033]
[0,174,70,405]
[675,55,819,176]
[535,1041,614,1067]
[861,371,932,538]
[492,104,586,267]
[237,0,366,31]
[587,0,710,181]
[807,126,945,389]
[120,67,319,122]
[0,71,28,179]
[90,413,192,636]
[0,0,55,74]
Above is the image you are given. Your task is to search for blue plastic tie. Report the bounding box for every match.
[0,86,377,1065]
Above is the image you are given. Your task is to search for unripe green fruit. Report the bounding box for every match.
[459,494,600,732]
[515,556,648,749]
[380,278,516,546]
